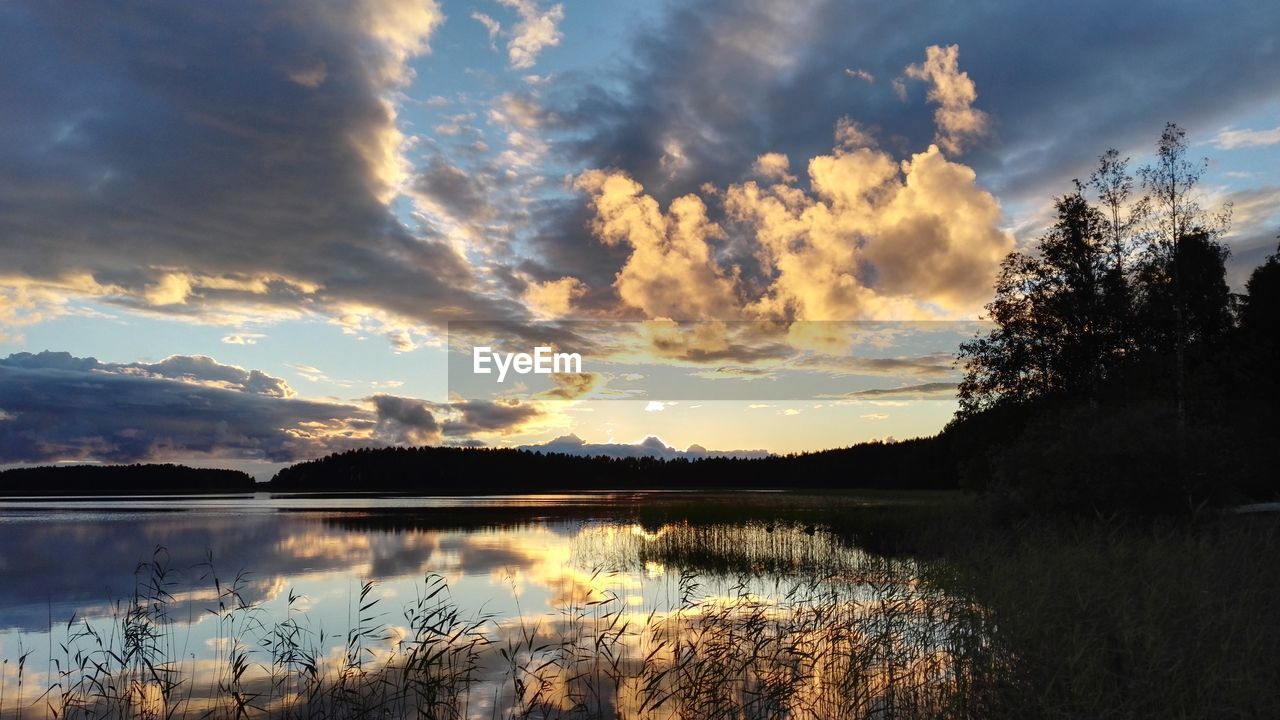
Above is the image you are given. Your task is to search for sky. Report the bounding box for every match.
[1,0,1278,476]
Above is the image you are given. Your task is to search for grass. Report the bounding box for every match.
[1,500,1278,719]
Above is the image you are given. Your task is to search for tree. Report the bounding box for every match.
[958,190,1123,415]
[1136,123,1233,429]
[1240,239,1280,340]
[1089,148,1149,277]
[1134,229,1233,351]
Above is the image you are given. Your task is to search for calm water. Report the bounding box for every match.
[0,492,960,718]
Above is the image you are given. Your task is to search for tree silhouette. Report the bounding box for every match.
[1137,122,1232,429]
[1240,239,1280,340]
[958,189,1128,415]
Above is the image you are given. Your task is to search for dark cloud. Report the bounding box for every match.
[368,393,441,444]
[444,399,541,436]
[0,0,519,328]
[0,351,367,463]
[412,155,492,221]
[551,0,1280,203]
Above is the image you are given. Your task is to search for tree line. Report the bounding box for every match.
[268,438,953,493]
[0,463,256,496]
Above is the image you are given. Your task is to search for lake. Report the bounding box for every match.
[0,492,974,719]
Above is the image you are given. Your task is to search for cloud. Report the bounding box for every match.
[539,372,599,400]
[752,152,796,183]
[444,399,543,436]
[1212,125,1280,150]
[829,381,958,399]
[472,12,502,50]
[524,276,587,317]
[411,155,492,222]
[844,68,875,83]
[792,352,958,378]
[726,139,1013,319]
[0,352,367,463]
[644,400,665,412]
[567,119,1012,322]
[546,0,1280,226]
[498,0,565,69]
[860,412,889,420]
[0,0,522,342]
[368,394,441,444]
[574,170,740,319]
[0,352,567,463]
[903,45,990,155]
[221,333,265,346]
[124,355,296,397]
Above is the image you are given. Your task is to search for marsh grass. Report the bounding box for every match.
[3,511,1278,719]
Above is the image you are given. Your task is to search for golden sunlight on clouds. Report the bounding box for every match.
[325,0,446,202]
[500,0,566,70]
[571,130,1010,323]
[561,46,1010,325]
[525,276,588,317]
[574,171,740,320]
[903,44,990,155]
[752,152,797,183]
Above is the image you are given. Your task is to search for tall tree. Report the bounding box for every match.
[1089,149,1148,276]
[958,190,1119,415]
[1136,123,1232,428]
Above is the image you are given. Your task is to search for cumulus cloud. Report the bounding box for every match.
[903,45,990,155]
[728,141,1012,319]
[124,355,297,397]
[574,170,740,319]
[498,0,565,69]
[752,152,796,183]
[570,119,1012,322]
[546,0,1280,238]
[524,276,587,317]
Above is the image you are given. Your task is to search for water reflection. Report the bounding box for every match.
[0,493,975,718]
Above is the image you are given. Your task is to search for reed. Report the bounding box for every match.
[5,512,1278,719]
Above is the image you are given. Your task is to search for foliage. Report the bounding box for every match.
[952,123,1277,515]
